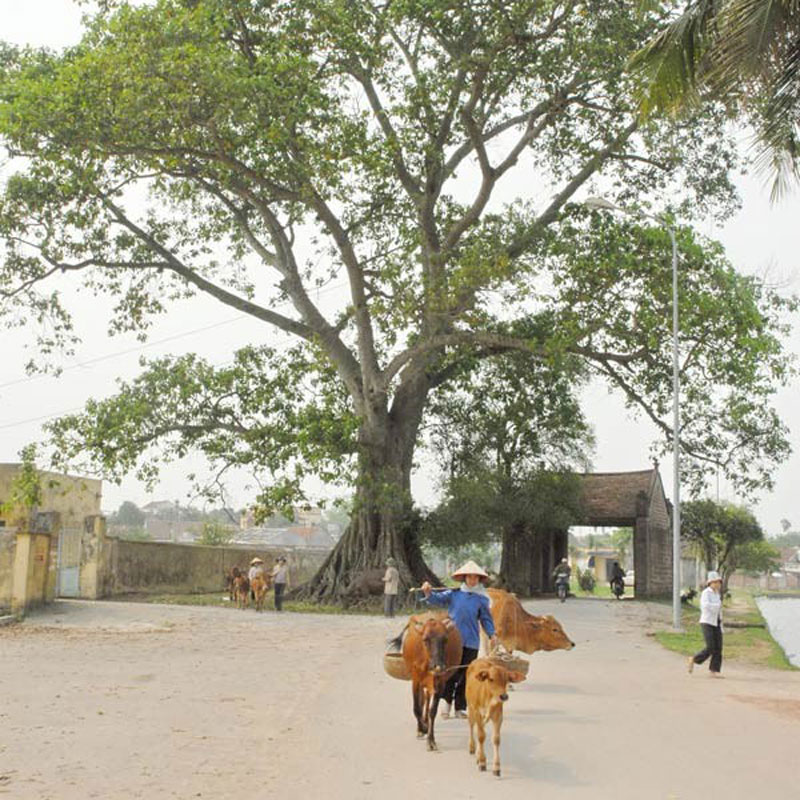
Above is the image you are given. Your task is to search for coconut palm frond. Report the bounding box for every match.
[757,36,800,199]
[630,0,720,115]
[634,0,800,194]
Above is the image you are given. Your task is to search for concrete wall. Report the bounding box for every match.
[103,537,327,596]
[0,464,102,528]
[0,527,17,614]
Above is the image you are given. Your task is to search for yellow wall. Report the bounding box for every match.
[0,528,16,613]
[10,532,55,614]
[0,464,102,528]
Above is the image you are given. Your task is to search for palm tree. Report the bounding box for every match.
[631,0,800,198]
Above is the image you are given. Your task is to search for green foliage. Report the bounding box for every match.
[577,567,596,592]
[197,520,235,546]
[0,0,792,555]
[609,527,634,564]
[550,208,796,497]
[114,500,146,527]
[770,531,800,547]
[117,527,151,542]
[730,539,781,577]
[682,499,766,585]
[0,444,43,524]
[424,542,499,575]
[45,344,358,518]
[422,346,592,556]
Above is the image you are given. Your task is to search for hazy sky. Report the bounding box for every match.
[1,1,799,536]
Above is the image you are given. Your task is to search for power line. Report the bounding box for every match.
[1,279,352,430]
[0,315,248,390]
[0,407,84,431]
[1,279,351,391]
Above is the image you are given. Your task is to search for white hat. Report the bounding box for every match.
[706,571,722,584]
[451,560,489,581]
[250,557,263,565]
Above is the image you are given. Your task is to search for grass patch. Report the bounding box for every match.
[653,589,796,671]
[570,579,633,600]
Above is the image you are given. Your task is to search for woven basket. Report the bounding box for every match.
[383,652,411,681]
[488,652,530,678]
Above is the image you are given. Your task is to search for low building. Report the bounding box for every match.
[0,464,103,615]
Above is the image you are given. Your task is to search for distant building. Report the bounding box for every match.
[141,499,179,516]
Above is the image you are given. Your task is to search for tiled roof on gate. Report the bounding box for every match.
[578,469,657,523]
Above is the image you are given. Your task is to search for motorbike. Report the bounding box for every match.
[555,575,569,603]
[611,576,625,599]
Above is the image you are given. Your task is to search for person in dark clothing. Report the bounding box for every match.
[271,556,289,611]
[610,561,626,594]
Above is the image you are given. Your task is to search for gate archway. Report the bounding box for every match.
[502,466,672,599]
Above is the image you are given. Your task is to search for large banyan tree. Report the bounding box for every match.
[0,0,794,600]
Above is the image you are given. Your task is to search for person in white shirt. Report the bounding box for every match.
[688,571,724,677]
[271,556,289,611]
[382,557,400,617]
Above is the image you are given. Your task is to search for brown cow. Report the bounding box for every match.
[393,612,462,752]
[225,566,242,601]
[233,575,250,609]
[465,658,526,777]
[251,573,271,611]
[486,588,575,654]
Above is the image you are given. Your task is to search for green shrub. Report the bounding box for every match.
[577,567,596,592]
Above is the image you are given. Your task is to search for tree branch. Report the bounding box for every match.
[99,196,316,340]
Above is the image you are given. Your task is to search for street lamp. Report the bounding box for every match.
[583,196,682,631]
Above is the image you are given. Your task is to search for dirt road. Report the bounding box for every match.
[1,597,798,799]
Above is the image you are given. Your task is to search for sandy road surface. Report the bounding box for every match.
[1,597,798,800]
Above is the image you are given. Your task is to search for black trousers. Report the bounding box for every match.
[444,646,479,711]
[274,582,286,611]
[693,623,723,672]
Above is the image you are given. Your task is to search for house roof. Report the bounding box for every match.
[577,469,660,526]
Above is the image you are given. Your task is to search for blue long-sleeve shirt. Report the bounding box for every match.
[424,588,495,649]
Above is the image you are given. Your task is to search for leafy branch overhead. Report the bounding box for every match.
[0,1,794,575]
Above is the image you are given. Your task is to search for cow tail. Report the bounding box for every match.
[386,623,408,653]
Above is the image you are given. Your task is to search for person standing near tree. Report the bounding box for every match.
[382,557,400,618]
[688,571,724,677]
[272,556,289,612]
[421,561,497,720]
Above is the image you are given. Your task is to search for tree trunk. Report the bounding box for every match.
[500,521,534,595]
[299,396,437,603]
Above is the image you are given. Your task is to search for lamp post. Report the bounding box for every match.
[584,197,682,631]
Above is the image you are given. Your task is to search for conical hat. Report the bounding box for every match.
[451,560,489,580]
[250,557,263,565]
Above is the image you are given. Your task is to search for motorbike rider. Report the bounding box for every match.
[610,561,626,594]
[552,558,571,589]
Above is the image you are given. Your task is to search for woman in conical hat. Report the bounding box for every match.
[248,556,265,583]
[420,559,496,719]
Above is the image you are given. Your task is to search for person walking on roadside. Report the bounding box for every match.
[382,557,400,618]
[272,556,289,612]
[688,571,724,677]
[420,560,497,720]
